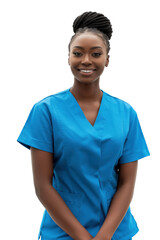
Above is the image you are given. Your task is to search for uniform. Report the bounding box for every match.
[17,87,150,240]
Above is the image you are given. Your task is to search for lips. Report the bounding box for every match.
[78,69,96,74]
[78,69,96,71]
[77,69,95,76]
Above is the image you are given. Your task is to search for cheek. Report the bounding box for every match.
[70,66,78,76]
[96,62,106,71]
[69,58,79,68]
[70,65,78,72]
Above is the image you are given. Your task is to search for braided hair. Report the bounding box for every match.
[68,11,113,54]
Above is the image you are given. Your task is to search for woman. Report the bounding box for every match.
[17,11,150,240]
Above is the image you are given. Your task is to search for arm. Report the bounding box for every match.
[95,161,138,240]
[30,147,93,240]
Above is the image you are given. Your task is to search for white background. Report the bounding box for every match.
[0,0,159,239]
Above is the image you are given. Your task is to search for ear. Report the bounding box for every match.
[68,57,70,65]
[105,55,110,67]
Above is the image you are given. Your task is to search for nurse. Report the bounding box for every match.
[17,11,150,240]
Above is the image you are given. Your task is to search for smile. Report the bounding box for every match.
[78,69,96,76]
[78,69,96,72]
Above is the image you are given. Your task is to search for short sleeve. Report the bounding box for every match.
[17,102,54,153]
[119,107,150,164]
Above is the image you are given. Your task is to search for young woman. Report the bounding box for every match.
[17,11,150,240]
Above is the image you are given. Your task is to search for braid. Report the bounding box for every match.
[73,11,112,40]
[68,11,113,54]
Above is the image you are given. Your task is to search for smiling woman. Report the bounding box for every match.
[17,11,150,240]
[68,33,109,83]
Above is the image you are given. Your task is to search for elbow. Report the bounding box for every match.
[34,183,51,202]
[34,185,42,200]
[117,181,135,201]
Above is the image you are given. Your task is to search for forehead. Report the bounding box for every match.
[70,32,106,50]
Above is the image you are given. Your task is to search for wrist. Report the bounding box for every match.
[96,236,111,240]
[96,231,112,240]
[76,231,93,240]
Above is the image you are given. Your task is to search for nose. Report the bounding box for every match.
[81,54,92,65]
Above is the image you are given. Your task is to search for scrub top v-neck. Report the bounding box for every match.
[17,87,150,240]
[68,88,105,131]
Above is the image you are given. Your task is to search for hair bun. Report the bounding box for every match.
[73,11,113,40]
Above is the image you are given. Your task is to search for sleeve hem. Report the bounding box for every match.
[119,149,150,164]
[17,137,54,153]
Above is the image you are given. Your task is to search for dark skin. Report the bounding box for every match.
[31,32,138,240]
[68,33,109,127]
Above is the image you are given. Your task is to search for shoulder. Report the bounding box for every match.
[32,88,69,111]
[103,90,137,117]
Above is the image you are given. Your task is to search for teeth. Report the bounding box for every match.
[80,70,93,72]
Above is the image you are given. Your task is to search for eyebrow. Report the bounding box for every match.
[73,46,102,50]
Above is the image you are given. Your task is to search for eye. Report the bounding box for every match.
[92,52,102,57]
[73,52,82,57]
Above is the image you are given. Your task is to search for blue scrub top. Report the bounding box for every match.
[17,87,150,240]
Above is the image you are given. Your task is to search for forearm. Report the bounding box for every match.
[96,183,134,240]
[36,184,93,240]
